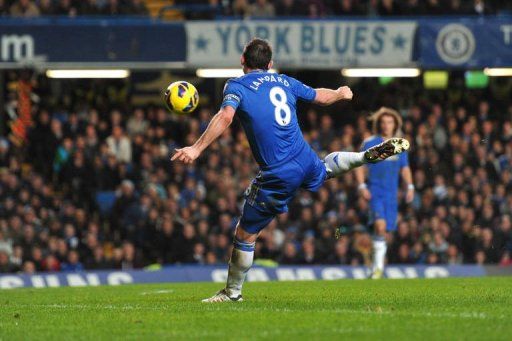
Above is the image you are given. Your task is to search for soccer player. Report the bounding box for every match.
[172,38,409,302]
[355,108,414,279]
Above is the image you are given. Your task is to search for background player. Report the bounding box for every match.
[172,39,409,302]
[355,108,414,279]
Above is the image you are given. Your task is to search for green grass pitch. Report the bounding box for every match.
[1,277,511,340]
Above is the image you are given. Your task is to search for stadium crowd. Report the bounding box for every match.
[0,72,511,274]
[1,0,509,18]
[1,0,149,16]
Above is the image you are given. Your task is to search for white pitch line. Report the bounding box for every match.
[9,304,507,320]
[140,289,175,295]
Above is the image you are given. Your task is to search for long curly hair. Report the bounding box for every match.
[369,107,403,136]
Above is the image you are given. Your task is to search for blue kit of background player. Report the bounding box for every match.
[362,135,409,231]
[355,107,414,279]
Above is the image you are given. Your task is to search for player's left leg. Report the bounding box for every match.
[371,219,387,279]
[202,203,273,303]
[202,225,261,302]
[202,164,299,303]
[368,197,387,279]
[324,137,410,178]
[370,199,398,279]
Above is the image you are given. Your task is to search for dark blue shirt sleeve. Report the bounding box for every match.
[221,80,242,110]
[287,76,316,102]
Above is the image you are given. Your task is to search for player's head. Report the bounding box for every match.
[241,38,273,73]
[371,107,402,137]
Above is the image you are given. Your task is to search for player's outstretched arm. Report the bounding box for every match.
[401,166,415,203]
[313,86,353,106]
[355,166,371,200]
[171,106,235,164]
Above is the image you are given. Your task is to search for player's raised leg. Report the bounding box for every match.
[324,137,410,178]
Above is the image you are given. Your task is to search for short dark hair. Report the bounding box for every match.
[242,38,272,70]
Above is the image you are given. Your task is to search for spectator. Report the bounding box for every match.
[41,254,61,272]
[0,0,9,15]
[298,239,319,264]
[173,223,198,263]
[332,0,362,15]
[478,228,501,263]
[61,250,84,271]
[192,243,206,264]
[39,0,54,15]
[445,0,466,14]
[128,0,149,16]
[102,0,124,15]
[22,261,37,274]
[396,244,413,264]
[127,109,149,137]
[232,0,250,16]
[120,241,143,269]
[306,0,327,17]
[10,0,40,17]
[275,0,304,16]
[470,0,491,15]
[446,245,463,264]
[54,0,77,16]
[54,138,74,174]
[248,0,275,17]
[378,0,402,15]
[111,180,138,237]
[0,251,16,273]
[424,0,443,15]
[88,246,113,269]
[330,239,351,264]
[279,242,300,264]
[107,126,132,163]
[0,231,13,256]
[402,0,423,15]
[80,0,100,15]
[0,138,9,167]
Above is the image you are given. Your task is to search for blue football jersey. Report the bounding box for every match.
[221,70,316,168]
[362,135,409,195]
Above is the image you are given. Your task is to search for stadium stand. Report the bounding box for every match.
[0,69,511,274]
[0,0,511,275]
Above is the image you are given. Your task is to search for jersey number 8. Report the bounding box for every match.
[269,86,291,127]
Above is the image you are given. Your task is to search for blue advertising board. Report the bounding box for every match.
[0,17,511,69]
[0,265,488,289]
[419,17,512,68]
[0,18,186,68]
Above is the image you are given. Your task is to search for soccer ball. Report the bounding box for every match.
[164,81,199,115]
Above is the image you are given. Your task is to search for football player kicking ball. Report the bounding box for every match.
[355,108,414,279]
[172,38,409,302]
